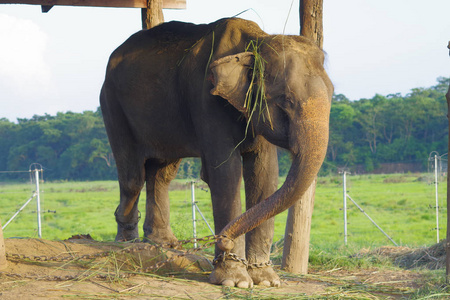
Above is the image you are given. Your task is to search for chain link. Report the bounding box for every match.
[4,272,131,281]
[212,252,248,268]
[6,251,112,262]
[248,260,273,269]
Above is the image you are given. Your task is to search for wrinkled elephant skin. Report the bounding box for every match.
[100,18,333,288]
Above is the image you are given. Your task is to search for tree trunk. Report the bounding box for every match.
[299,0,323,48]
[282,178,316,273]
[282,0,323,275]
[141,0,164,30]
[446,40,450,283]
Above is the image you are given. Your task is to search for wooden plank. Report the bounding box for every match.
[0,0,186,9]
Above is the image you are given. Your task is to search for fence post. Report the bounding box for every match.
[434,154,439,243]
[34,168,42,238]
[190,181,197,248]
[343,171,348,245]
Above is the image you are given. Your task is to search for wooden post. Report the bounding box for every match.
[446,41,450,283]
[299,0,323,48]
[0,220,6,270]
[281,0,323,274]
[282,178,316,273]
[141,0,164,30]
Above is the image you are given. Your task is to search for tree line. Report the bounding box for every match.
[0,77,448,181]
[324,77,449,174]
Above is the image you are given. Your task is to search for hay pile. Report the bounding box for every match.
[364,240,446,270]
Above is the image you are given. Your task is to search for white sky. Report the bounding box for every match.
[0,0,449,121]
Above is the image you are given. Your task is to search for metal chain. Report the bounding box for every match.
[247,260,273,269]
[141,235,221,273]
[3,235,274,282]
[4,234,228,281]
[212,252,248,268]
[114,208,141,231]
[163,234,222,249]
[5,235,224,263]
[4,272,131,281]
[6,251,111,262]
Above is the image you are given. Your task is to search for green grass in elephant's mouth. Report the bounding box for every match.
[244,39,273,130]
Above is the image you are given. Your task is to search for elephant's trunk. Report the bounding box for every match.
[217,92,330,252]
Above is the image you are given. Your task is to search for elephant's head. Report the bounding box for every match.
[209,37,333,251]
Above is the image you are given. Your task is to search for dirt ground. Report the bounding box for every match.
[0,237,432,299]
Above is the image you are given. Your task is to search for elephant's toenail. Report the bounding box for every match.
[221,279,234,286]
[237,281,250,288]
[259,280,271,287]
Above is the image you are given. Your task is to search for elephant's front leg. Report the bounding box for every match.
[243,139,281,287]
[203,153,252,288]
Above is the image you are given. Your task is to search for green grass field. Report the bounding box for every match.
[0,173,446,253]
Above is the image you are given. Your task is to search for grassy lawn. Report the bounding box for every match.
[0,173,446,251]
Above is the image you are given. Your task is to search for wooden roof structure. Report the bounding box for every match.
[0,0,185,12]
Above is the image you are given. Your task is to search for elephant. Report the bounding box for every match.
[100,17,333,288]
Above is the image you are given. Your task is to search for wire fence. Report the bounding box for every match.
[334,155,447,248]
[0,164,45,238]
[0,162,447,249]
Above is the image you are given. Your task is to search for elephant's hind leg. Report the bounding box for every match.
[101,87,145,242]
[143,159,181,245]
[115,162,145,242]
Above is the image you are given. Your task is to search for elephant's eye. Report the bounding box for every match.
[247,69,254,82]
[283,96,295,109]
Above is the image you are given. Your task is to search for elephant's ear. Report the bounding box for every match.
[209,52,254,115]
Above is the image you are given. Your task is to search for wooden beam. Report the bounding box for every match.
[41,4,52,12]
[446,41,450,283]
[300,0,323,49]
[282,0,324,276]
[282,178,316,274]
[0,0,186,9]
[141,0,163,29]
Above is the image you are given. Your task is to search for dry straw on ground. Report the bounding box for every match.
[0,237,446,299]
[359,240,447,270]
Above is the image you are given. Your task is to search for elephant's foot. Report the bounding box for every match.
[247,263,281,287]
[143,227,179,247]
[209,253,253,288]
[115,208,140,242]
[115,226,140,242]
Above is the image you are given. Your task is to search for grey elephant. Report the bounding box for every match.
[100,18,332,288]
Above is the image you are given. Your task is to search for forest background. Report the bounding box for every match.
[1,77,448,181]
